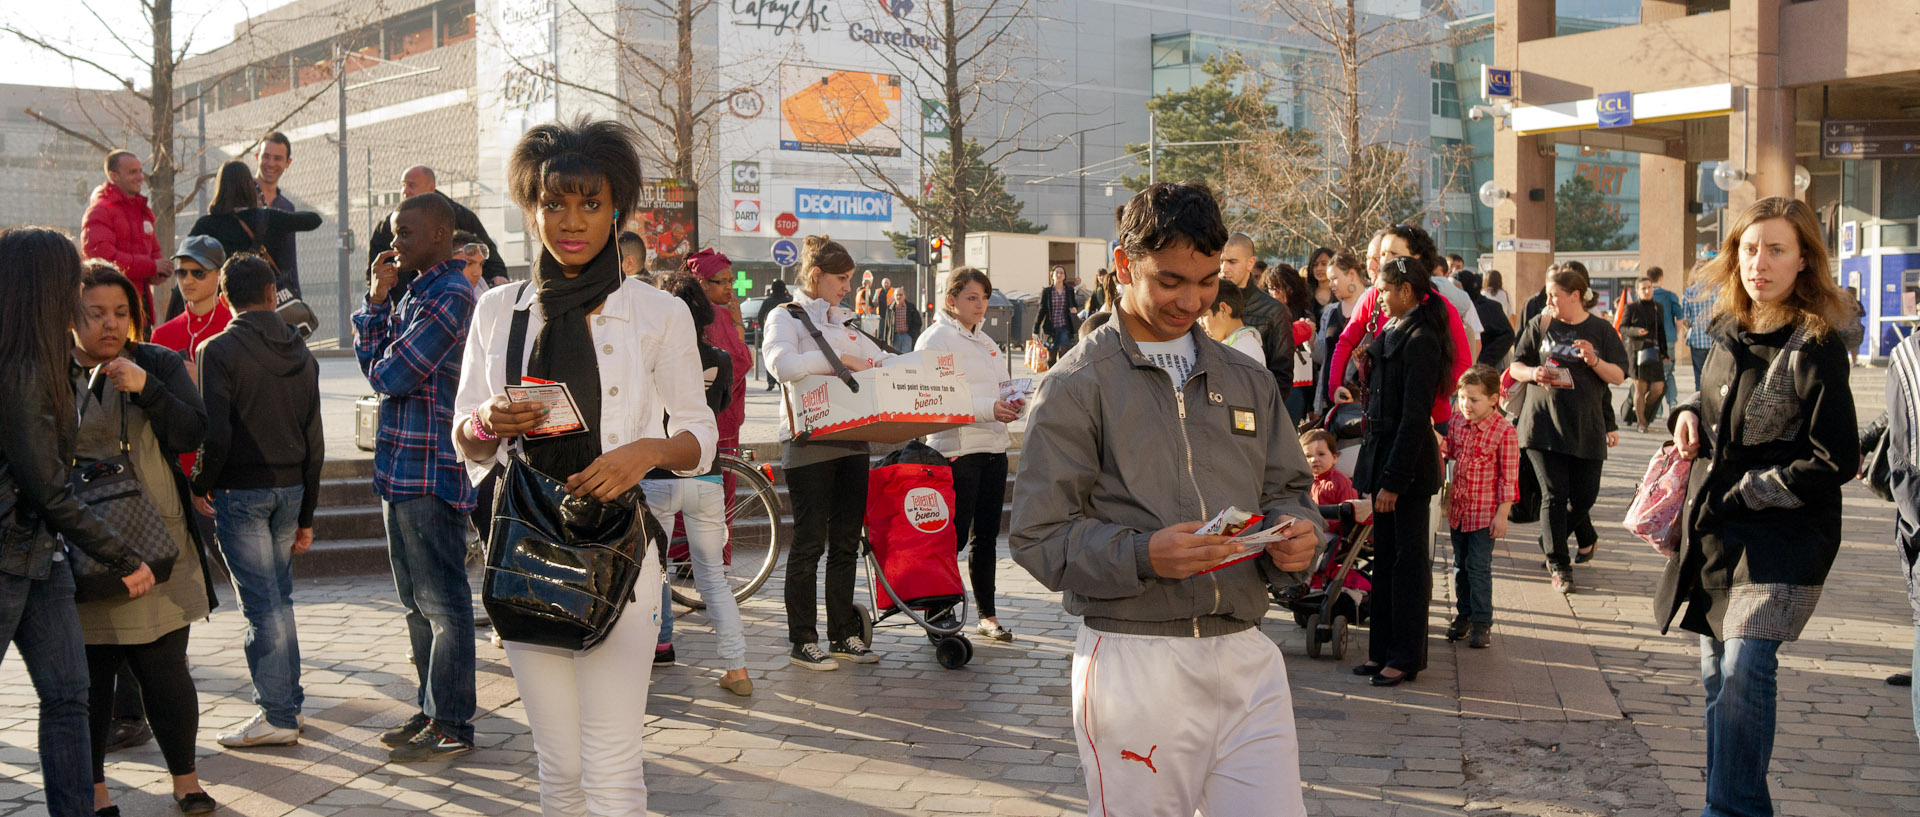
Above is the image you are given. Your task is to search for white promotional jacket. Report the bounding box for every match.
[915,310,1013,458]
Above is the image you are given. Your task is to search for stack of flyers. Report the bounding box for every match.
[998,378,1033,403]
[1195,506,1302,574]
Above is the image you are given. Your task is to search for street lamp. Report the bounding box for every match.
[1478,181,1510,208]
[1711,162,1747,192]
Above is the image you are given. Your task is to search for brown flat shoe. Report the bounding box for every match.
[719,675,754,697]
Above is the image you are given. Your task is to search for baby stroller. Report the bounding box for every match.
[1285,500,1374,660]
[854,442,975,669]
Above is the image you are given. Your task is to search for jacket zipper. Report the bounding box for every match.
[1174,385,1220,633]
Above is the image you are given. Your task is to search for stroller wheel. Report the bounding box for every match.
[959,636,974,665]
[1304,614,1323,659]
[935,636,970,669]
[853,603,874,647]
[1330,615,1349,660]
[1291,609,1310,628]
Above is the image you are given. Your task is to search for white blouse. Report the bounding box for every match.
[761,290,894,440]
[453,277,718,485]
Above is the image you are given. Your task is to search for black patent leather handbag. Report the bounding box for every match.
[481,453,660,651]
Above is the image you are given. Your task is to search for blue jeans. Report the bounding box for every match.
[1046,325,1076,364]
[1449,527,1494,624]
[1690,345,1711,391]
[1910,625,1919,749]
[382,496,477,743]
[647,479,747,668]
[1700,635,1782,817]
[0,566,94,817]
[214,486,307,729]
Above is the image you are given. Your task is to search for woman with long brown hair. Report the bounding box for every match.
[1663,196,1858,817]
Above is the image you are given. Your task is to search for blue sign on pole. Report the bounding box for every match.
[1597,91,1633,129]
[771,238,800,267]
[1482,66,1513,100]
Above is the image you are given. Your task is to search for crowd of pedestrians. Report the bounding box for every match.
[0,114,1899,817]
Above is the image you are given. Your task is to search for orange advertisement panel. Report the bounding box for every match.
[779,65,903,157]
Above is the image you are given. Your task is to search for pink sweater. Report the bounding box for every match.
[1327,288,1472,424]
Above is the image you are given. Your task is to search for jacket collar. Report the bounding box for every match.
[1101,310,1219,379]
[934,309,984,338]
[94,182,149,211]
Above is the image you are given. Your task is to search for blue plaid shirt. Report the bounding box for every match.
[353,260,477,511]
[1680,282,1717,349]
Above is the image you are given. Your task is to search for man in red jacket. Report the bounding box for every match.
[82,150,171,334]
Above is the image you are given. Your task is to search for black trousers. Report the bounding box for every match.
[784,454,868,645]
[948,452,1009,619]
[87,626,198,781]
[1528,449,1604,571]
[1368,496,1432,674]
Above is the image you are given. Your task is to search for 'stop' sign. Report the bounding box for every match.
[1597,91,1633,129]
[796,188,893,222]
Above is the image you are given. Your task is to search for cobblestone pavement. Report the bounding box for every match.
[5,383,1917,816]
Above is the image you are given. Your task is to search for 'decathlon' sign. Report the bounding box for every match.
[1597,91,1633,129]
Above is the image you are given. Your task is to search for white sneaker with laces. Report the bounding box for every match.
[217,710,299,747]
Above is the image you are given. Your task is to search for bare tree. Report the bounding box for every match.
[495,0,765,213]
[815,0,1062,268]
[3,0,360,247]
[1244,0,1451,252]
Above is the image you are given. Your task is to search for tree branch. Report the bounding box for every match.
[22,107,114,153]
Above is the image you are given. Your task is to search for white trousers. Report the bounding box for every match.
[1071,625,1307,817]
[504,558,662,817]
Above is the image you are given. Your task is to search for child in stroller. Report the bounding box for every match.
[1277,430,1374,659]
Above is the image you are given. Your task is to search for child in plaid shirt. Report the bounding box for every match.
[1445,365,1519,648]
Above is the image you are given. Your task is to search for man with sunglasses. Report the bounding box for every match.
[450,230,494,294]
[150,235,233,367]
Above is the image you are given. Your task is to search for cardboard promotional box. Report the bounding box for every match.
[784,351,976,444]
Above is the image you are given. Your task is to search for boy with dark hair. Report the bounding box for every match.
[354,191,479,762]
[1011,182,1320,816]
[618,230,648,278]
[195,253,325,748]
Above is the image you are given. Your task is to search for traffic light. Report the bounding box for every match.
[906,237,927,264]
[929,236,945,264]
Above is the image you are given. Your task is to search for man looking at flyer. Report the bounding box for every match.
[1010,182,1321,816]
[353,193,480,762]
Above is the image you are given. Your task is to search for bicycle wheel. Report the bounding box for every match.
[666,454,785,609]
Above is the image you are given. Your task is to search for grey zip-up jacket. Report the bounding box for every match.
[1010,320,1322,638]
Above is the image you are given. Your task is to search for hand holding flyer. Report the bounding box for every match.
[503,377,589,439]
[1194,507,1308,574]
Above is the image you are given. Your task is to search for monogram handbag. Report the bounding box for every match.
[67,395,178,602]
[479,293,662,651]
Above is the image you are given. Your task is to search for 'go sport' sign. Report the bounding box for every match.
[796,188,893,222]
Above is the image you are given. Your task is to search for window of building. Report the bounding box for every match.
[1430,63,1459,119]
[388,9,435,60]
[220,71,249,109]
[342,29,381,73]
[255,59,291,99]
[440,0,477,45]
[292,44,332,88]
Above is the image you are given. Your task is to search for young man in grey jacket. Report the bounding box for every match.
[1011,182,1321,816]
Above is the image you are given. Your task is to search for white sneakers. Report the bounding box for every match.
[217,710,299,747]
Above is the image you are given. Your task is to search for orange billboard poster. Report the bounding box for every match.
[779,66,903,157]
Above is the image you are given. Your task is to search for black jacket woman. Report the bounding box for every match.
[0,226,156,817]
[69,264,220,815]
[186,162,321,290]
[1352,256,1449,686]
[1619,277,1671,431]
[1508,267,1628,592]
[1664,196,1859,817]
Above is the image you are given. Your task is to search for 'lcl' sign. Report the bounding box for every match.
[1597,91,1633,129]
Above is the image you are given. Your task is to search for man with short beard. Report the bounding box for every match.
[1219,233,1293,388]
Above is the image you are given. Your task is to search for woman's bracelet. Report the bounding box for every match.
[470,408,497,442]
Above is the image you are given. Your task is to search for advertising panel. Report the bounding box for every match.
[779,66,904,156]
[629,178,699,272]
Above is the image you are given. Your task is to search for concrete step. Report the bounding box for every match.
[313,505,387,541]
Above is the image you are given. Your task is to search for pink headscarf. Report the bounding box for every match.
[685,247,731,280]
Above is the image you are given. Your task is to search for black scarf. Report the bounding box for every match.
[522,245,624,479]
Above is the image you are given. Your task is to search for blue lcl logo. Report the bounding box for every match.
[1597,91,1633,129]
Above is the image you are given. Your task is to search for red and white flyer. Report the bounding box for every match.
[504,377,589,439]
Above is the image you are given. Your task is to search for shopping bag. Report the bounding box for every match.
[1024,339,1050,373]
[1622,443,1690,557]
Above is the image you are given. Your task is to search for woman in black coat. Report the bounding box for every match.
[1352,256,1450,687]
[1665,197,1859,817]
[186,161,321,287]
[0,227,157,817]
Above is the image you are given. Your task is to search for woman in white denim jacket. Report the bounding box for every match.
[762,235,894,670]
[451,119,716,817]
[916,267,1024,640]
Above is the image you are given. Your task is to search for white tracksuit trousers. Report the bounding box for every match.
[1071,625,1307,817]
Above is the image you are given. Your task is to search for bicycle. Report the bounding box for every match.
[663,450,786,609]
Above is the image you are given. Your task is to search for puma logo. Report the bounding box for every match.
[1120,745,1157,774]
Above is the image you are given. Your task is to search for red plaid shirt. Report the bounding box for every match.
[1445,412,1519,531]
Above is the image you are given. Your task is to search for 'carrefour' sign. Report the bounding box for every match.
[796,188,893,222]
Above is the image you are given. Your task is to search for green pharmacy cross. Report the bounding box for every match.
[734,275,754,299]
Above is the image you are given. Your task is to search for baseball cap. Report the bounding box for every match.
[172,235,226,271]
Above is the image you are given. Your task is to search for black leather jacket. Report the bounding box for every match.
[0,360,142,581]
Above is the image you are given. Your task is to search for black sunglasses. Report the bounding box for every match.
[181,267,214,280]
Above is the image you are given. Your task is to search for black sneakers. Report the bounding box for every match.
[1444,616,1470,642]
[1468,622,1492,649]
[103,717,152,753]
[789,643,839,671]
[830,636,880,664]
[654,645,676,666]
[378,713,432,747]
[388,721,473,763]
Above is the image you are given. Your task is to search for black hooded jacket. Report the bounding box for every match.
[192,309,325,526]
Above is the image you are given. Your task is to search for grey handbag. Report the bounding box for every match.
[67,393,177,601]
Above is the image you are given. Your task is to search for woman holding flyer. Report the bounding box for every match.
[452,118,717,815]
[917,267,1025,641]
[763,235,895,670]
[1352,256,1450,687]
